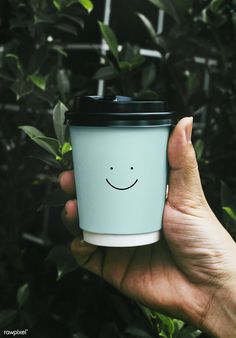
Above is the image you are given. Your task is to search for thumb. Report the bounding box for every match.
[167,117,206,210]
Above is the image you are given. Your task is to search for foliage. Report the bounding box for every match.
[0,0,236,337]
[19,101,72,168]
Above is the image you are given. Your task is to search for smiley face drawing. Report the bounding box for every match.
[106,166,138,191]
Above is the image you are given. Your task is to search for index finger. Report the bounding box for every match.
[59,170,76,196]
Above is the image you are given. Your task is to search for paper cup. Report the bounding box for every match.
[65,96,175,247]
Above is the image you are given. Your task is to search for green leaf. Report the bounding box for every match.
[6,53,24,75]
[93,65,118,80]
[0,309,17,328]
[137,13,157,43]
[52,101,68,145]
[157,313,175,336]
[55,23,77,35]
[119,55,145,71]
[222,207,236,221]
[11,79,32,100]
[57,69,70,97]
[146,0,180,24]
[194,139,204,160]
[19,126,45,139]
[51,46,68,57]
[30,153,62,169]
[98,21,119,60]
[220,181,234,209]
[79,0,94,12]
[20,126,60,157]
[173,319,185,332]
[32,136,60,157]
[61,142,72,155]
[47,245,78,280]
[178,325,202,338]
[209,0,224,12]
[53,0,61,10]
[60,13,84,27]
[17,283,30,308]
[29,75,47,90]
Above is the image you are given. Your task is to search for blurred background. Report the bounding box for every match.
[0,0,236,337]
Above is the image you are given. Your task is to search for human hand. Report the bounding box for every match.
[59,118,236,337]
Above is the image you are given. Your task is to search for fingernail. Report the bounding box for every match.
[185,117,193,143]
[65,200,72,214]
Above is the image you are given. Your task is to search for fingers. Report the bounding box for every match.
[59,170,76,196]
[167,117,207,210]
[71,236,104,277]
[59,171,79,235]
[61,199,80,236]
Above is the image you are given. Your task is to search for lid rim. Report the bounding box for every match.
[65,95,176,127]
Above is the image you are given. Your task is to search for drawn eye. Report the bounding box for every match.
[130,167,133,170]
[110,167,113,170]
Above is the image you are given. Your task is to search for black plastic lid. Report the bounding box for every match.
[65,96,176,127]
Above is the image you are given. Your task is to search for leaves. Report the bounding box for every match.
[137,13,157,43]
[194,139,204,160]
[56,23,78,35]
[222,207,236,221]
[98,21,119,61]
[51,45,68,57]
[17,283,30,308]
[157,312,176,337]
[146,0,180,24]
[19,126,45,139]
[19,126,60,157]
[52,101,68,145]
[61,142,72,155]
[178,325,202,338]
[93,65,118,80]
[53,0,61,10]
[57,69,71,97]
[79,0,94,12]
[220,181,235,209]
[0,309,17,328]
[29,75,47,90]
[5,53,24,76]
[47,245,78,281]
[119,55,145,71]
[11,79,32,100]
[33,136,60,157]
[146,0,193,24]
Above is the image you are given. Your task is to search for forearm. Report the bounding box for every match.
[202,279,236,337]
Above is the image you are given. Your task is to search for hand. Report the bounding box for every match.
[59,118,236,337]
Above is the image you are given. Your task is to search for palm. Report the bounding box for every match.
[79,203,213,323]
[98,238,200,320]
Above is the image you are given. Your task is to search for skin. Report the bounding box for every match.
[59,117,236,337]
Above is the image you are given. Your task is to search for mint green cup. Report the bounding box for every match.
[65,96,175,247]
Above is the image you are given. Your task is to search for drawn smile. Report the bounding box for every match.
[106,178,138,190]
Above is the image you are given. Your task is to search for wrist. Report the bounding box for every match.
[200,275,236,337]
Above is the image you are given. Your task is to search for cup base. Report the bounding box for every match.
[83,230,161,247]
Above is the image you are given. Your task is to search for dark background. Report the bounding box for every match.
[0,0,236,337]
